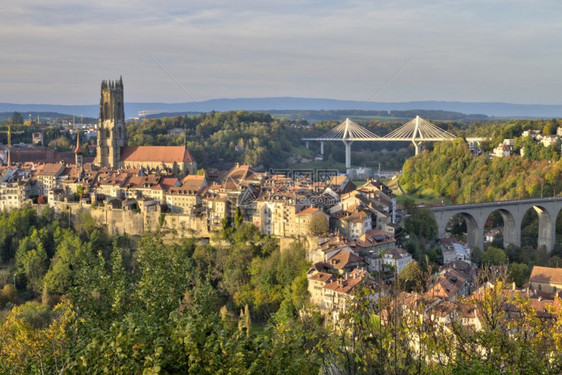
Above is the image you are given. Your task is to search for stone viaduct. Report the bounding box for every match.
[430,197,562,253]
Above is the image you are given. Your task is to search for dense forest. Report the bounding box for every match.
[123,111,443,170]
[400,137,562,203]
[1,207,562,373]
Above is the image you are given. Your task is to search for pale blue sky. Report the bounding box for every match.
[1,0,561,105]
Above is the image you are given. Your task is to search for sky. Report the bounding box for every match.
[1,0,561,105]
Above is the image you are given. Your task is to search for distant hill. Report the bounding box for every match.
[0,111,96,122]
[0,98,560,118]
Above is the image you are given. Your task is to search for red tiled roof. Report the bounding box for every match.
[126,175,161,188]
[341,209,369,224]
[296,207,321,216]
[355,229,395,248]
[309,272,334,283]
[36,163,65,176]
[160,177,180,189]
[181,175,206,191]
[327,249,364,269]
[530,266,562,285]
[323,269,367,294]
[121,146,195,163]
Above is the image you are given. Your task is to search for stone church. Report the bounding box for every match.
[95,78,197,175]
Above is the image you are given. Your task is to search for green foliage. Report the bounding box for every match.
[126,111,296,169]
[404,207,438,241]
[509,263,531,287]
[11,111,23,125]
[43,230,92,294]
[0,284,17,307]
[403,197,417,214]
[400,133,562,203]
[2,207,562,373]
[398,261,424,292]
[47,136,72,151]
[308,213,329,235]
[0,300,75,374]
[19,246,48,293]
[481,246,507,266]
[0,206,38,264]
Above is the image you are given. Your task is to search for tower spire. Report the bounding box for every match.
[75,132,83,166]
[74,132,82,154]
[7,125,11,166]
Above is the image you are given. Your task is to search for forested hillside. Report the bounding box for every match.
[1,208,562,373]
[400,138,562,203]
[125,111,417,170]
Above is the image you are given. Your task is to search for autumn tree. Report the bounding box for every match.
[308,213,329,235]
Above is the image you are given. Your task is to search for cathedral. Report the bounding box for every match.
[95,78,197,175]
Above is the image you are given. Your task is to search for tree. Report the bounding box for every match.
[404,208,437,241]
[20,246,48,293]
[234,207,243,228]
[398,261,424,293]
[0,301,75,374]
[308,213,328,235]
[11,111,23,125]
[0,284,17,307]
[471,246,483,264]
[47,136,72,151]
[481,246,507,266]
[43,231,91,294]
[543,122,556,135]
[403,198,417,214]
[509,263,530,287]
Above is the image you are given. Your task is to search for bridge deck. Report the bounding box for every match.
[302,137,455,142]
[429,196,562,212]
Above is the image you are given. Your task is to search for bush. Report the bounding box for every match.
[0,284,17,307]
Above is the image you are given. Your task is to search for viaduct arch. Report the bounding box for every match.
[430,197,562,252]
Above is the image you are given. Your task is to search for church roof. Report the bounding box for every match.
[120,146,195,163]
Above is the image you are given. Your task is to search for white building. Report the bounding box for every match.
[382,247,413,274]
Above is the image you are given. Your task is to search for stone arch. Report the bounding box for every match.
[532,205,555,253]
[554,209,562,253]
[484,208,518,249]
[519,204,556,253]
[438,211,480,250]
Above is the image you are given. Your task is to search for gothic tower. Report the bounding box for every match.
[95,77,127,168]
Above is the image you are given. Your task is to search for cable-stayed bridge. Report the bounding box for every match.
[302,116,457,168]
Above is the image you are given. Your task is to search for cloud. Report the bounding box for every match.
[0,0,560,104]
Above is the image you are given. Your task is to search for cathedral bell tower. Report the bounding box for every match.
[95,77,127,168]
